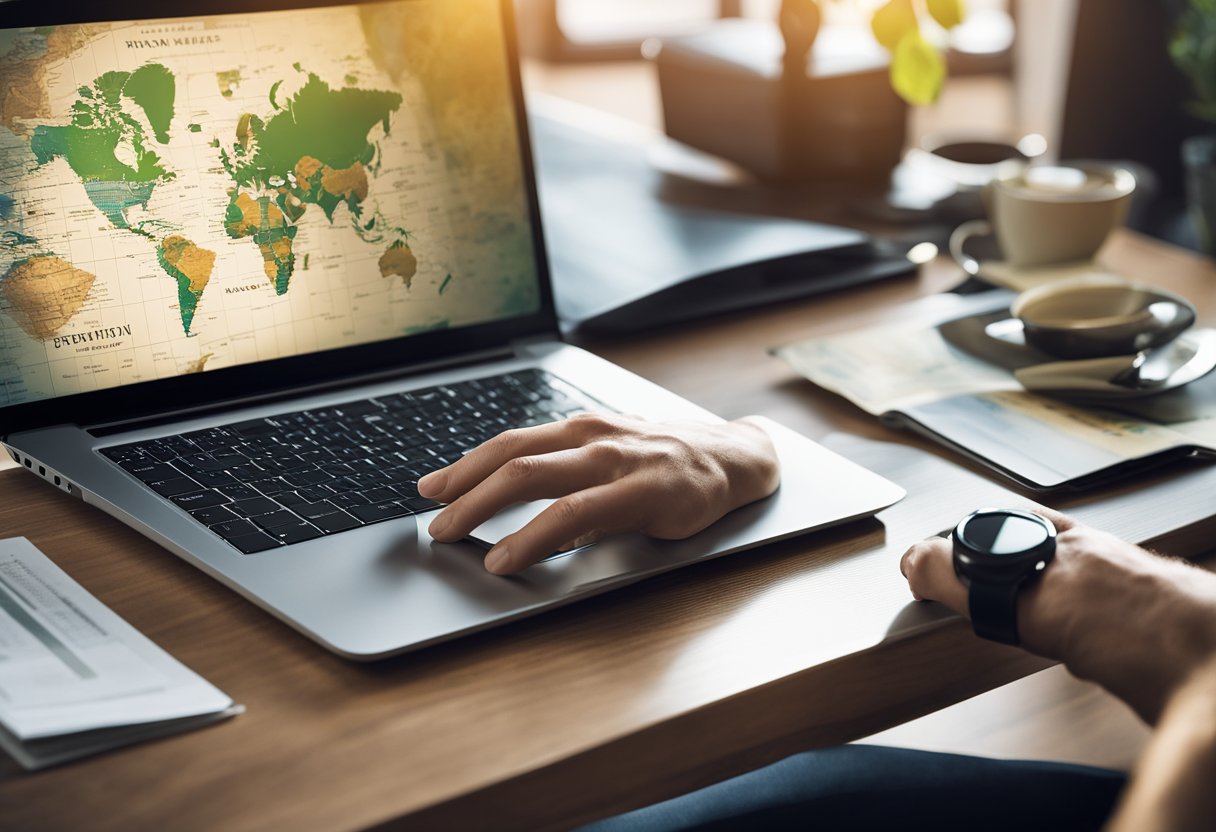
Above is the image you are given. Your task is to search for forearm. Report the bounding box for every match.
[1107,655,1216,832]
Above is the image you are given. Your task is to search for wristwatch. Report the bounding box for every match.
[952,508,1057,645]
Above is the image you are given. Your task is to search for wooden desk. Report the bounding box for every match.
[2,231,1214,831]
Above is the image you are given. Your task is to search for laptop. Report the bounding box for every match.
[0,0,904,659]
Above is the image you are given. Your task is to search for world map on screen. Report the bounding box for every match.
[0,1,539,407]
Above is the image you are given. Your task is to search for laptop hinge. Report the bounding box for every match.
[86,345,516,436]
[510,333,563,356]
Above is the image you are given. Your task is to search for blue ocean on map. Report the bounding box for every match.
[82,181,158,229]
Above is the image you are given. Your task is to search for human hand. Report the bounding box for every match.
[900,508,1216,724]
[417,413,781,576]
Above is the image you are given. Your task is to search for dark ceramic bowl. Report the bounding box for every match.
[1011,276,1196,359]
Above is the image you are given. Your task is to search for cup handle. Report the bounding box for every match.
[949,219,993,276]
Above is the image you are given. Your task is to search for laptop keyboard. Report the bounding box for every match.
[100,369,595,554]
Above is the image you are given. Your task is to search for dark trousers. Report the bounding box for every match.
[581,745,1127,832]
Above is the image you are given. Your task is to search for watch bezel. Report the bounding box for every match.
[952,508,1057,586]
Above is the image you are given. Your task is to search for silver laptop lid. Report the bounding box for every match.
[0,0,558,436]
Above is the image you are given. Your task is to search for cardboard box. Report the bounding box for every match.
[655,19,907,186]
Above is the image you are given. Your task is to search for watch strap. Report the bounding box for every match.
[968,579,1023,645]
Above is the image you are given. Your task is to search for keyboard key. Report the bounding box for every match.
[283,468,331,488]
[226,531,282,554]
[178,452,220,470]
[270,455,311,472]
[298,484,337,501]
[190,469,239,488]
[338,400,382,417]
[149,476,202,497]
[190,505,240,525]
[405,496,442,513]
[225,463,267,480]
[391,481,420,500]
[349,501,412,523]
[212,518,260,537]
[253,509,306,530]
[218,484,262,501]
[312,511,362,533]
[229,496,282,517]
[101,446,144,464]
[171,490,231,510]
[265,522,323,545]
[120,460,179,483]
[293,500,341,519]
[330,492,371,509]
[274,491,310,508]
[185,431,236,453]
[362,486,400,504]
[144,444,180,462]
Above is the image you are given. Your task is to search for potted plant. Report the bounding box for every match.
[1170,0,1216,253]
[869,0,966,105]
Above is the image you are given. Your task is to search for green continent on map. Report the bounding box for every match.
[122,64,176,144]
[30,64,176,230]
[225,72,402,187]
[224,191,297,294]
[218,71,406,292]
[2,256,96,340]
[293,155,370,221]
[157,235,216,335]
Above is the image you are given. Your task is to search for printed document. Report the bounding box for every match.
[0,537,240,769]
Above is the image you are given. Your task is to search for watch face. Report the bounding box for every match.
[960,512,1052,556]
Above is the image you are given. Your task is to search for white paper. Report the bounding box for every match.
[773,293,1023,415]
[774,292,1216,489]
[0,537,235,741]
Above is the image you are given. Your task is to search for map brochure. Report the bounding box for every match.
[0,537,240,770]
[774,292,1216,492]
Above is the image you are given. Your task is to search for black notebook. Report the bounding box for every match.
[528,100,914,334]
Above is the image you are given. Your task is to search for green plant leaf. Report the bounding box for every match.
[891,29,946,105]
[927,0,966,30]
[1170,0,1216,125]
[871,0,918,51]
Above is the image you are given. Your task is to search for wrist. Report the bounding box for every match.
[952,509,1055,646]
[1028,543,1216,723]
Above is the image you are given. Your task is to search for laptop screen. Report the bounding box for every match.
[0,0,547,420]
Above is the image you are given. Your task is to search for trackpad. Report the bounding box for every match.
[466,499,556,549]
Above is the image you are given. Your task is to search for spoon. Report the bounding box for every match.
[1014,328,1216,398]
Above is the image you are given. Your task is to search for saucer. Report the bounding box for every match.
[1012,328,1216,399]
[939,309,1216,401]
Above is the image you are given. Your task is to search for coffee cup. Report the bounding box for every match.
[950,165,1136,273]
